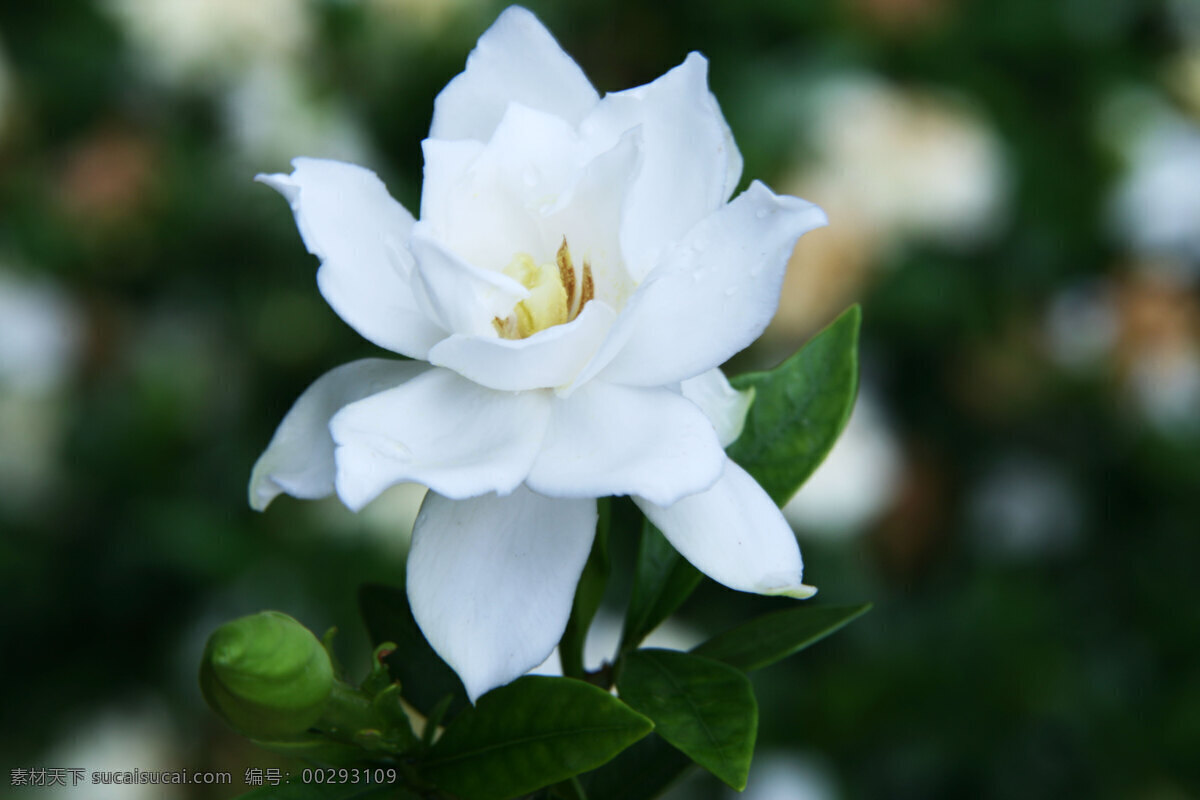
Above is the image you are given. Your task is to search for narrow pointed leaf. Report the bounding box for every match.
[357,583,468,722]
[727,304,861,505]
[421,675,653,800]
[620,519,702,653]
[584,607,872,796]
[619,308,859,656]
[560,499,612,679]
[692,603,872,672]
[616,649,757,790]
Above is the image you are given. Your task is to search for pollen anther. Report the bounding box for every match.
[494,238,593,339]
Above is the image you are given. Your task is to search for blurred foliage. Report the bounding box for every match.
[1,0,1198,798]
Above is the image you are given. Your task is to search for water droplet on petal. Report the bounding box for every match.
[724,286,737,297]
[755,208,769,220]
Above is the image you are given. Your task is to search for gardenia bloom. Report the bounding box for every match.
[250,6,826,701]
[1109,105,1200,269]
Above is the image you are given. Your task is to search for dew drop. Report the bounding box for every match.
[723,286,737,297]
[755,209,769,220]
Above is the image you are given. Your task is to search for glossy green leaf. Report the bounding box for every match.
[560,499,611,679]
[692,603,872,672]
[618,307,860,656]
[619,519,702,654]
[727,304,861,505]
[576,734,692,800]
[616,649,757,790]
[357,583,468,722]
[421,675,653,800]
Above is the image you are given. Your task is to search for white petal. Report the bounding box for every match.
[407,488,597,701]
[422,104,581,273]
[558,287,650,394]
[414,113,641,341]
[430,6,598,143]
[257,158,445,358]
[329,367,550,510]
[409,228,530,337]
[418,138,485,231]
[428,300,618,392]
[715,104,745,202]
[600,181,827,387]
[249,359,428,511]
[581,53,738,283]
[680,368,754,448]
[635,459,816,598]
[526,381,725,506]
[543,128,643,309]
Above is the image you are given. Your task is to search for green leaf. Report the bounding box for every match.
[560,499,611,679]
[727,304,861,505]
[576,734,692,800]
[619,519,702,654]
[692,603,872,672]
[616,649,757,790]
[357,583,468,722]
[236,780,416,799]
[421,675,653,800]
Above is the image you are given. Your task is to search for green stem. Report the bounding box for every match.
[315,679,383,741]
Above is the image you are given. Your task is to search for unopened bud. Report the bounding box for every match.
[200,611,334,739]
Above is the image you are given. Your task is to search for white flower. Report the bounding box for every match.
[1108,101,1200,269]
[104,0,311,88]
[795,75,1007,249]
[223,64,373,169]
[770,74,1008,338]
[0,267,82,512]
[41,703,182,800]
[735,751,839,800]
[0,269,81,394]
[250,6,826,701]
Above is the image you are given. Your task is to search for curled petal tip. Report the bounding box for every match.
[247,474,286,513]
[772,583,818,600]
[255,172,300,205]
[247,459,278,512]
[800,202,830,230]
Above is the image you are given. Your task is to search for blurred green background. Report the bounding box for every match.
[1,0,1198,798]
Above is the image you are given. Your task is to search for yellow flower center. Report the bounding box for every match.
[494,238,593,339]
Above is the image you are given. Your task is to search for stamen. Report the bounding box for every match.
[493,239,594,339]
[578,259,594,318]
[557,238,576,314]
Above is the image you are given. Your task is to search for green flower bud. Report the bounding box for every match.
[200,611,334,739]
